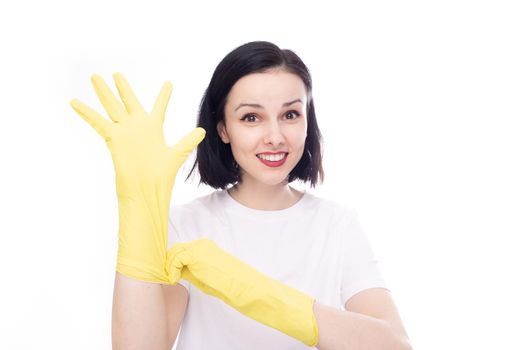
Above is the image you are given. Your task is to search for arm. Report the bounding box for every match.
[161,282,189,347]
[112,273,169,350]
[168,240,412,349]
[112,273,189,349]
[314,288,412,350]
[167,239,318,346]
[71,73,203,349]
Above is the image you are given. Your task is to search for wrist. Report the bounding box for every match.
[116,193,171,284]
[254,277,318,346]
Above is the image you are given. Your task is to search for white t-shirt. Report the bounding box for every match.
[167,189,388,349]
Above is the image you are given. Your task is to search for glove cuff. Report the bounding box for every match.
[254,278,319,346]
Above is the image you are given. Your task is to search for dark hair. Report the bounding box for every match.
[185,41,324,189]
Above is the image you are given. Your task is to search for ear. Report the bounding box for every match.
[216,120,230,144]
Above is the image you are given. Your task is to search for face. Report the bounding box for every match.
[217,69,308,187]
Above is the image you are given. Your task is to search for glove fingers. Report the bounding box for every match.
[170,128,206,165]
[151,81,173,124]
[91,74,127,123]
[113,73,147,116]
[70,99,112,139]
[167,243,224,295]
[166,243,194,284]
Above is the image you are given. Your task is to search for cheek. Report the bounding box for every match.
[229,129,258,153]
[288,125,308,147]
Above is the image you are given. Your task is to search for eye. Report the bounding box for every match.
[284,110,301,120]
[240,113,258,122]
[240,110,301,123]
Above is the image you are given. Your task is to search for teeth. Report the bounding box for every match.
[257,153,286,161]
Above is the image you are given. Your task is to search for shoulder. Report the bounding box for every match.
[170,190,220,214]
[305,192,359,225]
[167,190,227,243]
[168,190,226,227]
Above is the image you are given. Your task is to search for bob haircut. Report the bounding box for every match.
[185,41,324,189]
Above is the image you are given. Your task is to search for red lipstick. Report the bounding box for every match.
[256,152,288,168]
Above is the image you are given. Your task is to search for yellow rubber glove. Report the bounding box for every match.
[70,73,206,283]
[167,238,319,346]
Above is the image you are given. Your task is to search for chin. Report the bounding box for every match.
[257,174,292,186]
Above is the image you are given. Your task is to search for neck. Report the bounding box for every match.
[227,179,304,211]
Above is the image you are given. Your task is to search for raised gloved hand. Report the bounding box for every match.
[167,238,319,346]
[70,73,206,283]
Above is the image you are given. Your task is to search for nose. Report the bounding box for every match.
[263,119,286,146]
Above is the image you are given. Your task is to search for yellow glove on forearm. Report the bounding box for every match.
[70,73,205,283]
[167,239,319,346]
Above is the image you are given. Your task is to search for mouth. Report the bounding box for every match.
[256,152,289,167]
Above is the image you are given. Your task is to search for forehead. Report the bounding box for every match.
[227,70,307,103]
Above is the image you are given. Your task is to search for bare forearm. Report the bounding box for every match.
[313,302,412,350]
[112,272,169,350]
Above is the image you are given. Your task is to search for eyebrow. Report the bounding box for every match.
[234,98,303,112]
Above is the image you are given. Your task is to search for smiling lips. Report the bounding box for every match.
[256,152,288,167]
[256,152,287,161]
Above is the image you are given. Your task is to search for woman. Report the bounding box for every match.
[71,41,412,350]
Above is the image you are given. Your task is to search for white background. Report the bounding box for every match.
[0,0,523,349]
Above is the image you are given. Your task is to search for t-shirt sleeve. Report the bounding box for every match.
[339,209,389,306]
[167,205,191,290]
